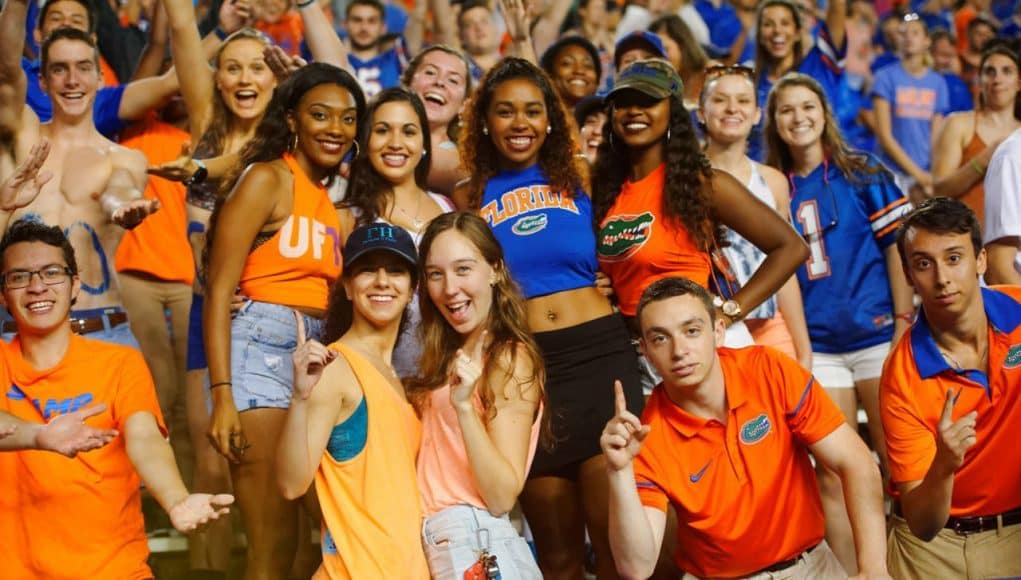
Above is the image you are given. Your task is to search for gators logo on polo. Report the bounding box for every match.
[598,212,655,262]
[740,413,771,445]
[1006,344,1021,369]
[512,213,548,236]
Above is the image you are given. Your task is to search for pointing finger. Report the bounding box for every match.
[614,380,626,416]
[939,388,955,429]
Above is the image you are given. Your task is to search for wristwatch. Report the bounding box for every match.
[184,159,208,186]
[721,299,743,321]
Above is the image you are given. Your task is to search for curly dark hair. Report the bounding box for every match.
[204,63,367,274]
[591,93,719,253]
[344,88,433,226]
[458,58,582,209]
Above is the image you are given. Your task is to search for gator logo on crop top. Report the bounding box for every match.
[598,212,655,262]
[479,185,579,227]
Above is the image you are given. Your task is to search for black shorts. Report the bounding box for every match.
[529,313,644,477]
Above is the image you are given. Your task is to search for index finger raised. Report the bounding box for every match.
[939,388,955,428]
[614,380,627,416]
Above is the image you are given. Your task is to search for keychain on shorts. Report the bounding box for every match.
[463,528,501,580]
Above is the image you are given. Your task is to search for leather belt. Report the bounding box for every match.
[945,506,1021,536]
[755,543,819,574]
[1,312,128,335]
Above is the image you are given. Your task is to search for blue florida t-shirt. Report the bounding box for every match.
[789,155,911,353]
[870,61,949,173]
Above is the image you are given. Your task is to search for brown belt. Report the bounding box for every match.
[1,312,128,335]
[893,503,1021,536]
[754,543,819,574]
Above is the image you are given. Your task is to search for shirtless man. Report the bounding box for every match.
[0,0,158,346]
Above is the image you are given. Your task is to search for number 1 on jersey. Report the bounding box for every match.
[796,200,831,280]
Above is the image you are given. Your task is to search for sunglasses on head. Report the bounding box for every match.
[704,64,756,81]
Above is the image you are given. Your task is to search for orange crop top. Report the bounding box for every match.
[239,154,342,310]
[596,163,711,316]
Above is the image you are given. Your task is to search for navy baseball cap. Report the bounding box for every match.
[342,223,418,270]
[614,31,666,69]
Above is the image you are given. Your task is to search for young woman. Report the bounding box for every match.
[765,72,915,573]
[650,14,711,111]
[277,223,430,580]
[698,65,812,368]
[163,0,278,573]
[932,44,1021,228]
[871,13,949,194]
[402,45,474,196]
[592,58,807,381]
[341,87,456,377]
[539,35,601,113]
[457,57,644,579]
[409,212,544,579]
[750,0,847,160]
[204,63,365,579]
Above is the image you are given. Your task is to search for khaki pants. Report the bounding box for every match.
[681,540,846,580]
[887,515,1021,580]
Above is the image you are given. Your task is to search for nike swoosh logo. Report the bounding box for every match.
[689,461,711,483]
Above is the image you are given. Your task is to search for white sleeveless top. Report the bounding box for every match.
[721,162,778,321]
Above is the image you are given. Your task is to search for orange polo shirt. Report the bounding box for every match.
[634,346,845,578]
[880,286,1021,517]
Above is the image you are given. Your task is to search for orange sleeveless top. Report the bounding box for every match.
[959,130,986,229]
[313,342,428,580]
[596,163,711,316]
[239,154,342,310]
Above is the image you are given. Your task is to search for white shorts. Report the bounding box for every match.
[811,342,891,389]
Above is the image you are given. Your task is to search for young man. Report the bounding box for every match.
[881,197,1021,578]
[344,0,407,98]
[0,218,233,579]
[601,277,890,580]
[0,0,161,347]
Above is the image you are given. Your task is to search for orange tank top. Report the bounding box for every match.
[239,154,342,310]
[959,129,987,229]
[596,163,711,316]
[313,342,429,580]
[416,385,542,516]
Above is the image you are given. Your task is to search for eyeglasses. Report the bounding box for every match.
[704,64,756,81]
[1,265,73,289]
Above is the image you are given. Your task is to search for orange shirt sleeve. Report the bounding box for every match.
[634,405,670,512]
[773,351,845,446]
[879,346,937,484]
[111,346,167,436]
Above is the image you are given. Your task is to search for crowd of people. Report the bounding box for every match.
[0,0,1018,578]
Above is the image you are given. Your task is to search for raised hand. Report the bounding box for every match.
[147,141,198,182]
[1,140,53,212]
[111,198,161,229]
[450,330,488,409]
[264,45,308,84]
[600,380,650,472]
[218,0,253,34]
[499,0,531,42]
[35,403,119,457]
[291,310,337,400]
[168,493,235,533]
[934,388,977,474]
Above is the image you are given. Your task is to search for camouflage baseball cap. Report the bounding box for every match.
[607,59,684,102]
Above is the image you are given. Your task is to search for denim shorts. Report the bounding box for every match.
[421,505,541,580]
[230,301,323,412]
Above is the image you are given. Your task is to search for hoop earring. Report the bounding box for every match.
[666,127,671,142]
[546,125,551,135]
[483,126,489,135]
[290,133,298,151]
[350,141,360,160]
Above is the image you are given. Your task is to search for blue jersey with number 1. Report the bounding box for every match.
[790,154,910,354]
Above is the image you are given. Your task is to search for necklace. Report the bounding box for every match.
[938,341,990,372]
[396,191,425,230]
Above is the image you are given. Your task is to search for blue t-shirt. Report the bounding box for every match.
[870,61,949,173]
[479,165,598,299]
[750,21,845,161]
[21,57,128,138]
[942,72,974,114]
[348,39,407,99]
[694,0,743,57]
[790,156,911,353]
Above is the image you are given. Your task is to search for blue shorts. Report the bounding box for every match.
[230,301,324,412]
[187,293,206,371]
[421,505,541,580]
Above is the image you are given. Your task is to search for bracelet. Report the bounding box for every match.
[969,159,985,176]
[297,0,316,7]
[214,27,228,41]
[894,311,914,323]
[210,381,232,389]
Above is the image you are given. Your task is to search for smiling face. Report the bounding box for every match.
[902,228,985,319]
[0,242,80,336]
[368,100,425,186]
[979,53,1021,110]
[579,110,606,162]
[41,37,100,118]
[424,229,496,341]
[215,38,277,121]
[639,294,725,392]
[700,73,760,145]
[289,83,360,176]
[610,89,670,150]
[485,77,549,171]
[408,49,469,128]
[38,0,90,39]
[759,4,799,62]
[772,84,825,154]
[550,44,598,105]
[343,250,414,328]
